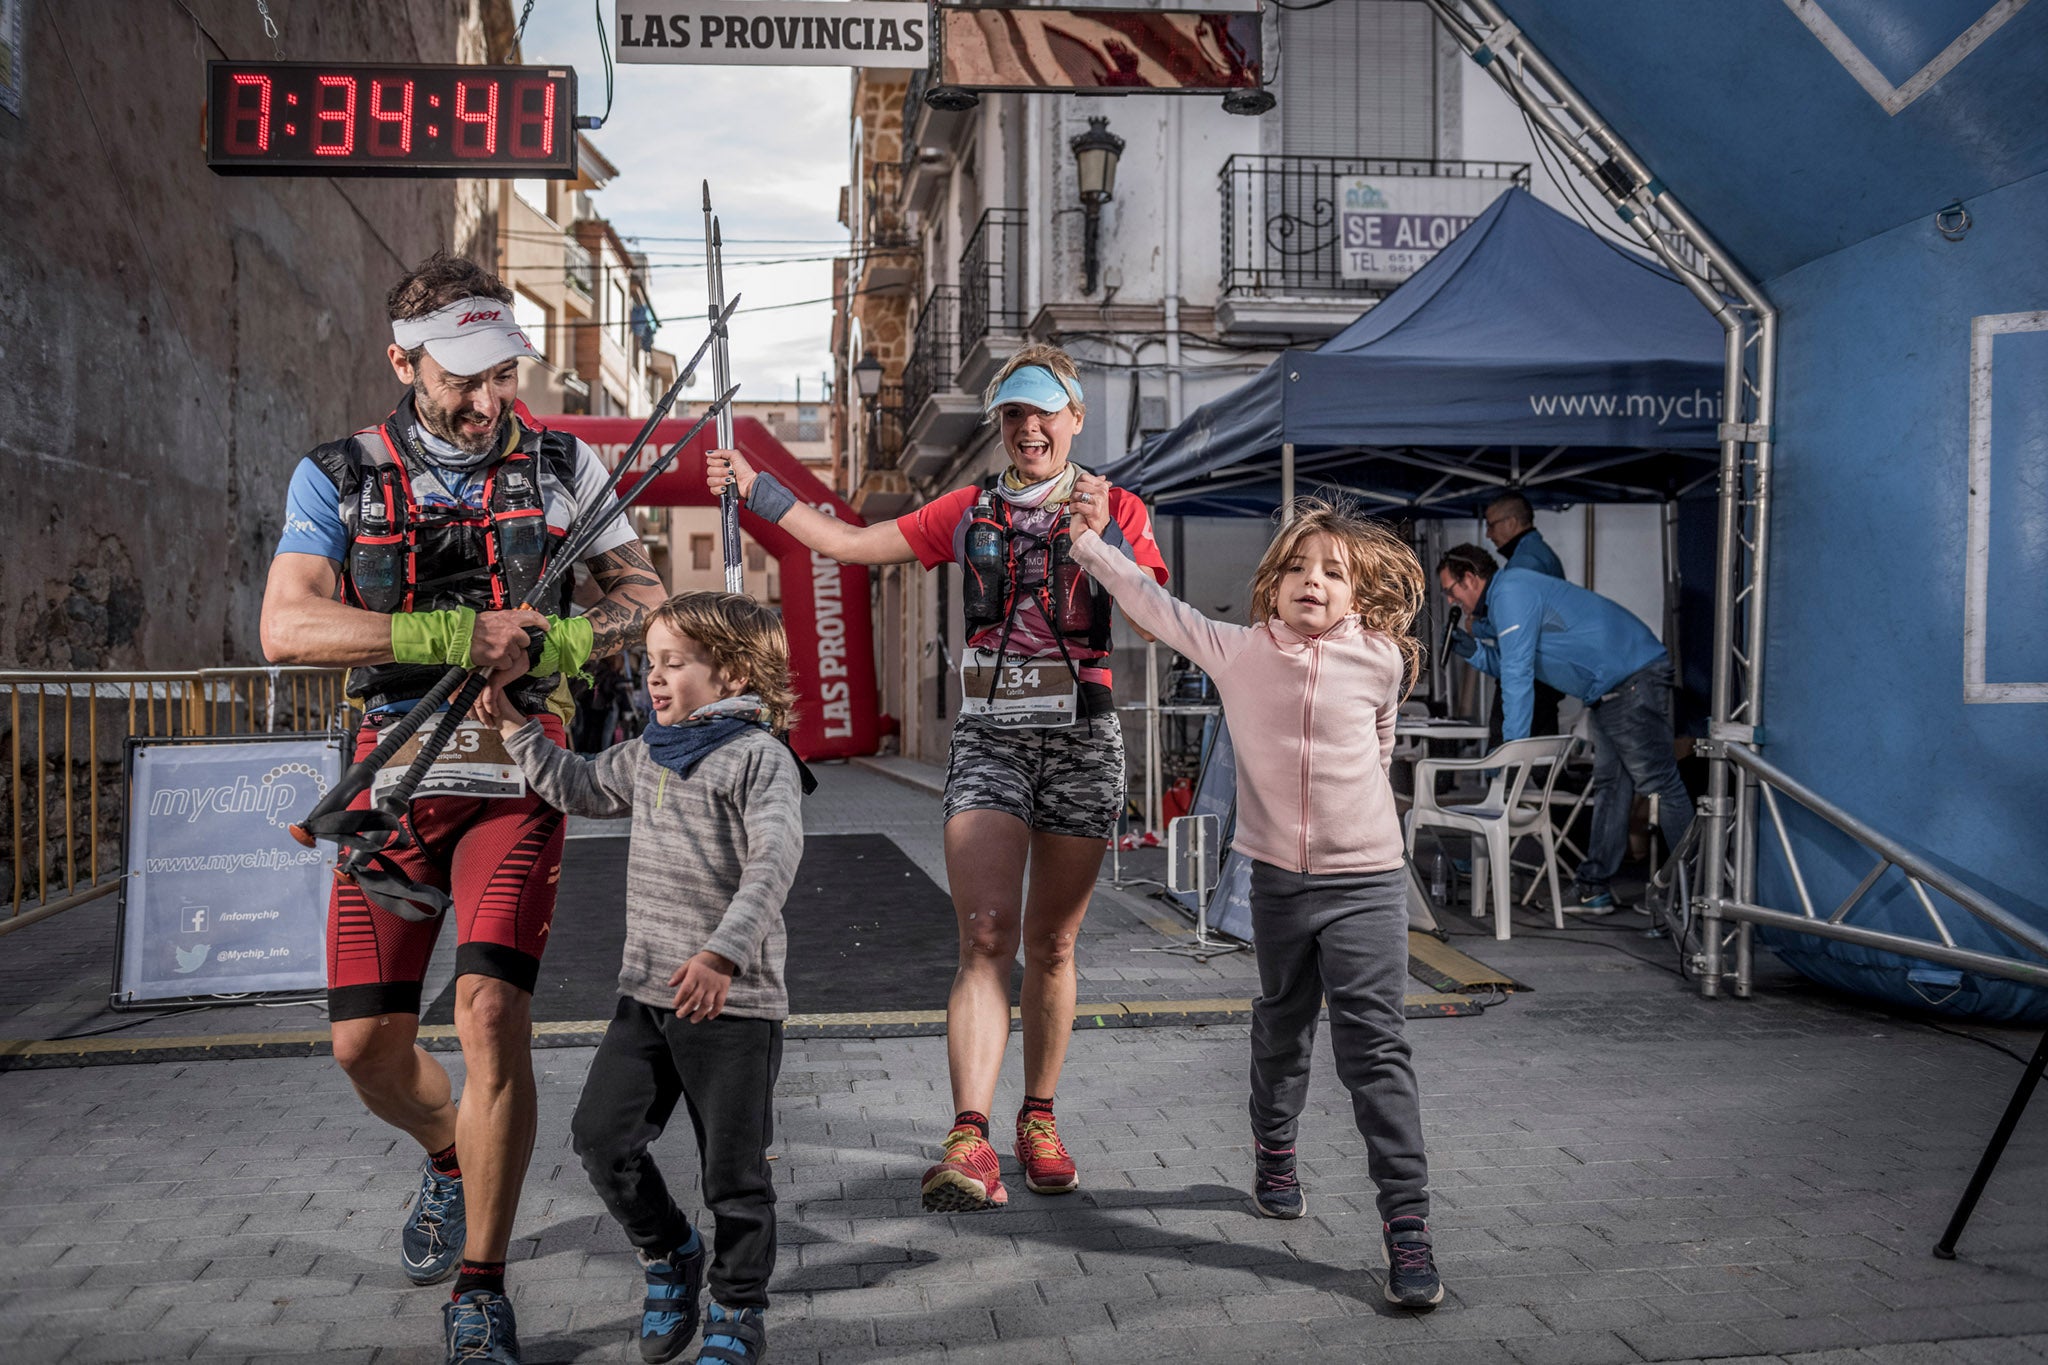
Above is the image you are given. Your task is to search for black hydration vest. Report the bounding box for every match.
[307,399,579,714]
[960,482,1113,657]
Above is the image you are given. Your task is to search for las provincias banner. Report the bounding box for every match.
[615,1,929,68]
[534,409,889,762]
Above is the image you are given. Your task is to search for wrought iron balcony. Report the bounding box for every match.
[863,161,911,253]
[1220,155,1530,300]
[959,207,1027,368]
[565,236,596,296]
[903,285,959,423]
[864,383,906,472]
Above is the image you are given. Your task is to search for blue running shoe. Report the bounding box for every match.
[402,1159,466,1286]
[1252,1141,1305,1220]
[1566,887,1619,916]
[640,1233,706,1364]
[693,1303,766,1365]
[443,1288,521,1363]
[1383,1216,1444,1310]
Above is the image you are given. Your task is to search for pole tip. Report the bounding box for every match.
[712,218,722,246]
[701,180,711,209]
[288,824,315,848]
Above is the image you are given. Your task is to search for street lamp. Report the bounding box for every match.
[1069,116,1124,295]
[852,350,884,403]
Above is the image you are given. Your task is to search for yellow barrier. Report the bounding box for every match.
[0,668,353,932]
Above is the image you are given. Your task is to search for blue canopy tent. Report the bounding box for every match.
[1102,186,1727,516]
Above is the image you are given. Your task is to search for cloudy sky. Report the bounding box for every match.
[519,4,851,402]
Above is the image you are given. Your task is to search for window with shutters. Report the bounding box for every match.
[1280,0,1437,157]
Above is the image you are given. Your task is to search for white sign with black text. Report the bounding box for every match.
[616,1,930,68]
[1337,177,1518,285]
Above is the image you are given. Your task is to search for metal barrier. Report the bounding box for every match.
[1653,742,2048,992]
[1,668,352,933]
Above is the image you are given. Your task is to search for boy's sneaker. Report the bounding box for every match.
[444,1288,521,1363]
[639,1236,707,1364]
[920,1124,1008,1212]
[402,1159,467,1285]
[693,1302,765,1365]
[1014,1111,1079,1195]
[1566,887,1619,916]
[1252,1141,1305,1219]
[1382,1216,1444,1310]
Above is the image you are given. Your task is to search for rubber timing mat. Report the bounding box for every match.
[422,832,959,1025]
[1406,930,1531,995]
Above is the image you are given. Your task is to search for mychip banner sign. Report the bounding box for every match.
[1338,176,1518,284]
[116,735,342,1006]
[616,1,931,68]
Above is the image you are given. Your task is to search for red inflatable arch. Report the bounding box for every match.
[529,407,888,761]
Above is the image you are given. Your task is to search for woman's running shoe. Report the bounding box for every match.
[919,1124,1009,1212]
[1014,1111,1079,1194]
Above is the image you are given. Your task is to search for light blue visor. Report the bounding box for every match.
[986,365,1082,414]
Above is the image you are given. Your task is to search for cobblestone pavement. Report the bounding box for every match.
[1,763,2044,1363]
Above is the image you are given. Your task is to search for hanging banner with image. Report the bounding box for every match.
[1338,176,1518,284]
[116,736,342,1006]
[616,0,930,68]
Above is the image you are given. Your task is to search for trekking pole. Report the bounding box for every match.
[290,299,739,846]
[350,381,745,854]
[705,181,743,594]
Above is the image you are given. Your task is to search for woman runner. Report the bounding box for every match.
[704,344,1166,1210]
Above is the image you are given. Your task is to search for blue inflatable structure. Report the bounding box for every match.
[1120,2,2048,1021]
[1478,1,2048,1021]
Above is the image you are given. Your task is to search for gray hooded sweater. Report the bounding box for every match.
[504,722,804,1019]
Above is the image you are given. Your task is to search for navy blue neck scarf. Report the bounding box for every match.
[642,696,770,779]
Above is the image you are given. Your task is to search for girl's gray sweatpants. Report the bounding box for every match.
[1247,861,1429,1223]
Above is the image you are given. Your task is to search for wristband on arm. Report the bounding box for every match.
[535,614,595,681]
[390,607,478,668]
[745,470,799,524]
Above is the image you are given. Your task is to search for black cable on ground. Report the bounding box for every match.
[50,1005,214,1041]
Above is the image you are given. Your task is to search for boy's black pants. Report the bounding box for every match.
[571,996,783,1308]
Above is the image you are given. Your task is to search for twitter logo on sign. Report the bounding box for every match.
[174,943,210,974]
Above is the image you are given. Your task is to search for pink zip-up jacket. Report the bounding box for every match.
[1072,529,1405,875]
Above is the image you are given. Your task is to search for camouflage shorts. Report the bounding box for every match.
[942,714,1126,839]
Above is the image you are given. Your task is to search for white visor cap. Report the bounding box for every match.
[391,297,543,376]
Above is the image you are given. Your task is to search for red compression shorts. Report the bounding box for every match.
[326,712,568,1021]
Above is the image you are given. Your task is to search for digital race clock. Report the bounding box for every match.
[205,62,578,178]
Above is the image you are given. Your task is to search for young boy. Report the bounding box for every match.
[489,592,805,1365]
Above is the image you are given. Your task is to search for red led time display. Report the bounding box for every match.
[206,62,577,178]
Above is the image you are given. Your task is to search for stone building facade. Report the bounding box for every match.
[0,0,515,669]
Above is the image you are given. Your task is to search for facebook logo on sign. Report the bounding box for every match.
[186,907,208,934]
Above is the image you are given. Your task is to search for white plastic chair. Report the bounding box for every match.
[1515,735,1591,912]
[1403,735,1576,941]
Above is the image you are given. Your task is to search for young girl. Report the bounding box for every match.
[1068,485,1444,1311]
[490,592,806,1364]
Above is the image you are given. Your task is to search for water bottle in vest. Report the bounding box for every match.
[963,492,1007,627]
[1048,517,1092,634]
[351,479,406,614]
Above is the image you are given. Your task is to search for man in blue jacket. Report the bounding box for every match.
[1476,494,1564,739]
[1439,543,1693,913]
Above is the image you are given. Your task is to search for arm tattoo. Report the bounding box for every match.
[583,598,641,657]
[585,544,663,593]
[582,543,663,656]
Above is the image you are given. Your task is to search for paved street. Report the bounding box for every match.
[1,764,2044,1363]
